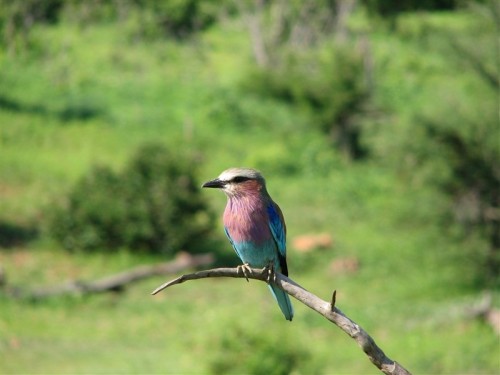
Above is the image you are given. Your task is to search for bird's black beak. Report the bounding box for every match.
[202,178,225,188]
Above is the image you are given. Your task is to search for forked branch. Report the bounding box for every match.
[152,267,412,375]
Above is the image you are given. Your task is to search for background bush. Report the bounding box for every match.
[47,143,216,255]
[243,44,371,160]
[208,325,313,375]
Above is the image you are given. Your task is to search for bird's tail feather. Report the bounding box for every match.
[268,284,294,321]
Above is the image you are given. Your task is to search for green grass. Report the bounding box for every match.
[0,6,498,375]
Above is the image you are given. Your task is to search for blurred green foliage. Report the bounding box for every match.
[234,0,372,159]
[132,0,222,38]
[0,0,225,49]
[47,143,215,255]
[209,325,314,375]
[363,0,460,17]
[370,2,499,287]
[243,44,370,159]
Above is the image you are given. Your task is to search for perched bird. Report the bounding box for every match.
[202,167,294,321]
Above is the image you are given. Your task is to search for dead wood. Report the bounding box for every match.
[4,252,213,300]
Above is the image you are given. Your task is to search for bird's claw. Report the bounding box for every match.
[263,263,276,284]
[237,263,253,282]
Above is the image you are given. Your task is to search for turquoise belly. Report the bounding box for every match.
[233,240,280,269]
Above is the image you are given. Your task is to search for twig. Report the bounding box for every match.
[152,267,412,375]
[331,289,337,311]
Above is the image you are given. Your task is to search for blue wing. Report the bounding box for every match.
[267,202,288,275]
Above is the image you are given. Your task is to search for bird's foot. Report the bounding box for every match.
[262,262,276,284]
[237,263,253,282]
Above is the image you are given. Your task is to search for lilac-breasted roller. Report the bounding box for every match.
[202,167,294,321]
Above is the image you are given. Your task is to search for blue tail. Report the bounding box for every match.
[268,284,294,321]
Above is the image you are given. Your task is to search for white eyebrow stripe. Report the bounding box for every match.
[218,168,262,182]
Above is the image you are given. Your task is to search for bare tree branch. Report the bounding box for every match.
[4,252,213,300]
[152,267,412,375]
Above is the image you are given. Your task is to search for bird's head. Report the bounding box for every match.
[202,167,266,197]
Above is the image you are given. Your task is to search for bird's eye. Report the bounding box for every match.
[232,176,251,183]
